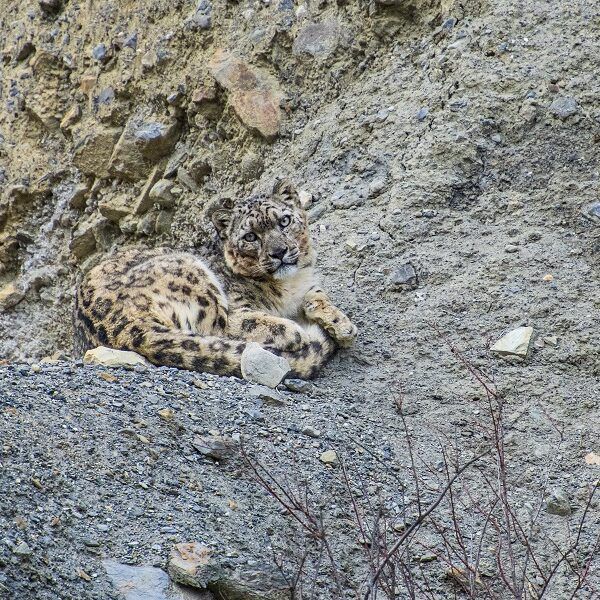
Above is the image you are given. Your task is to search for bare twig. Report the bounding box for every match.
[364,447,490,599]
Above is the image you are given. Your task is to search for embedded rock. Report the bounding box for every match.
[320,450,338,465]
[240,152,264,182]
[284,378,313,393]
[150,179,176,208]
[135,165,164,215]
[72,124,122,179]
[167,543,290,600]
[109,116,180,181]
[83,346,150,369]
[98,193,134,222]
[214,565,290,600]
[155,210,174,235]
[176,167,200,192]
[103,560,212,600]
[490,327,533,358]
[60,105,82,131]
[389,263,418,290]
[582,201,600,222]
[293,20,340,58]
[13,541,32,557]
[167,543,222,589]
[248,384,286,405]
[545,489,572,516]
[24,95,62,131]
[548,96,579,119]
[69,218,100,259]
[209,50,283,139]
[187,157,212,183]
[0,282,26,311]
[15,41,36,62]
[191,435,235,461]
[39,0,62,16]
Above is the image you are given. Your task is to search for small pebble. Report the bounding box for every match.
[417,107,429,121]
[284,379,313,393]
[301,426,321,438]
[92,43,107,62]
[13,541,32,557]
[320,450,338,465]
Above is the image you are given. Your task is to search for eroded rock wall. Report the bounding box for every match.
[0,0,598,365]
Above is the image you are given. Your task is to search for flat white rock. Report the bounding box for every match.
[490,327,533,357]
[84,346,150,369]
[241,342,290,388]
[320,450,338,465]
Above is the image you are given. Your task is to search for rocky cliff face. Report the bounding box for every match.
[1,0,598,365]
[0,0,437,358]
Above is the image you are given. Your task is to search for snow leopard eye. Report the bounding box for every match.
[243,232,258,242]
[279,215,291,228]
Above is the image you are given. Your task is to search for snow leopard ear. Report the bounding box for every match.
[220,196,235,210]
[211,208,232,239]
[272,178,300,208]
[209,196,234,239]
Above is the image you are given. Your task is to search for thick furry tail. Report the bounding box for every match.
[137,324,247,377]
[269,323,337,379]
[123,320,336,380]
[138,322,336,380]
[73,287,95,357]
[77,313,336,379]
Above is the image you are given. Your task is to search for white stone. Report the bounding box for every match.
[241,343,290,388]
[84,346,150,369]
[298,190,313,209]
[320,450,338,465]
[490,327,533,358]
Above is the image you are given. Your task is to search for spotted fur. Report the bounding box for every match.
[75,180,357,379]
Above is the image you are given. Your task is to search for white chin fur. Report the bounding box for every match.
[272,264,299,280]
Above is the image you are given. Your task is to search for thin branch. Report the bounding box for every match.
[364,447,490,599]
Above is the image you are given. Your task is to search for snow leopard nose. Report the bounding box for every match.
[269,246,287,261]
